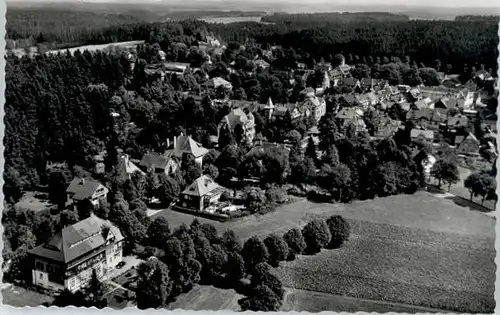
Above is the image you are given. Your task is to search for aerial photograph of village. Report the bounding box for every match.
[1,0,498,313]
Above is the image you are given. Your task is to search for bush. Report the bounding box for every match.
[301,218,331,254]
[326,215,350,248]
[283,228,306,260]
[265,186,288,204]
[220,191,232,202]
[263,234,289,267]
[287,185,307,197]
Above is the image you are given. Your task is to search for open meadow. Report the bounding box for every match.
[153,191,496,313]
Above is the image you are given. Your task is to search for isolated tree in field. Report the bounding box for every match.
[221,229,242,253]
[431,159,460,190]
[238,285,282,312]
[283,228,306,260]
[463,171,495,205]
[302,218,331,254]
[242,236,269,272]
[263,234,289,267]
[326,215,350,248]
[136,259,173,309]
[147,217,171,249]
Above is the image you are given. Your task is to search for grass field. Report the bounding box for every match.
[1,284,54,307]
[168,285,243,311]
[153,191,495,313]
[15,191,53,212]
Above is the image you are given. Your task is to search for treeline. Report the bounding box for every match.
[455,15,500,22]
[6,9,499,72]
[6,9,144,48]
[261,12,411,24]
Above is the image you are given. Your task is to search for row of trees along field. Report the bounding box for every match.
[5,10,499,72]
[47,214,350,310]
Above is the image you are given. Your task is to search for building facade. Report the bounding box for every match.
[29,214,124,293]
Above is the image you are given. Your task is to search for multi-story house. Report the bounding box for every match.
[177,175,224,212]
[218,108,256,146]
[28,214,124,292]
[303,95,327,122]
[66,178,108,208]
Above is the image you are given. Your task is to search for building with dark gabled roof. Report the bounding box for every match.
[178,175,225,211]
[66,178,108,208]
[29,214,125,292]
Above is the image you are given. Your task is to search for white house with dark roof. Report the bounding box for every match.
[28,214,124,292]
[178,175,224,211]
[66,178,108,207]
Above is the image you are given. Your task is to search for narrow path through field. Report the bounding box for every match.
[282,287,445,313]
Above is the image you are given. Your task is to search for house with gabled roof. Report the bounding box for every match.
[447,113,469,130]
[410,129,434,145]
[66,178,108,208]
[303,95,327,122]
[456,132,480,156]
[406,108,447,130]
[374,114,403,138]
[174,135,209,167]
[206,77,233,91]
[118,154,145,178]
[178,175,225,212]
[340,77,361,92]
[29,214,124,292]
[139,151,179,176]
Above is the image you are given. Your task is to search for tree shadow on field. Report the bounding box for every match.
[444,196,495,214]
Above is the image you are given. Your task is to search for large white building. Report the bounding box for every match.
[29,214,124,292]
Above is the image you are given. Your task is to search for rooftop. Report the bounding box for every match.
[29,214,124,265]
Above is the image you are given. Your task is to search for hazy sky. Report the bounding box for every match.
[6,0,500,8]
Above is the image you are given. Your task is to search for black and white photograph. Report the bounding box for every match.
[1,0,498,312]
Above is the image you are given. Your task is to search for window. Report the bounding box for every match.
[39,273,43,280]
[36,262,44,271]
[70,278,76,288]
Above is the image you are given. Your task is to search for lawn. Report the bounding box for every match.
[167,285,243,311]
[1,284,54,307]
[14,191,53,212]
[281,288,442,313]
[153,191,495,313]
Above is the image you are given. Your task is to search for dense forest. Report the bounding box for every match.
[260,12,411,23]
[6,9,498,72]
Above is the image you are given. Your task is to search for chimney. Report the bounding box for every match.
[167,138,170,148]
[173,136,177,148]
[80,178,85,185]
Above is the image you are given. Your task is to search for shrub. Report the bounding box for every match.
[265,186,288,204]
[263,234,289,267]
[301,218,331,254]
[283,228,306,260]
[326,215,350,248]
[220,191,232,202]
